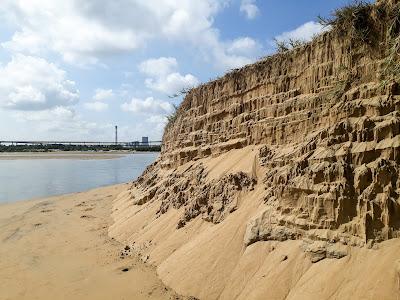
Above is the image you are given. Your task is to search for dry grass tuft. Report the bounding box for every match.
[318,1,374,44]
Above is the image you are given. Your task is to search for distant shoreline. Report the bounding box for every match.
[0,151,134,160]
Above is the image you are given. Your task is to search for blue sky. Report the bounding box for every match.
[0,0,370,142]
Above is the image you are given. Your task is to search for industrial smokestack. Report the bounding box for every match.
[115,125,118,145]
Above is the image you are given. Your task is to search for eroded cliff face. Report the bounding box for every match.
[154,3,400,247]
[111,1,400,299]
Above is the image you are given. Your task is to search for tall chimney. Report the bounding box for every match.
[115,125,118,145]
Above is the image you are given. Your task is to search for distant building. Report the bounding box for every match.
[142,136,149,145]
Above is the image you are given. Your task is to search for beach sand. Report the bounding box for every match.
[0,184,182,300]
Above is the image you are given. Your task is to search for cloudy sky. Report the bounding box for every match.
[0,0,364,142]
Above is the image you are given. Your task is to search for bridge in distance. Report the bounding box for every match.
[0,140,162,149]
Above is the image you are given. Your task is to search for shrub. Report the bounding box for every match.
[274,38,306,53]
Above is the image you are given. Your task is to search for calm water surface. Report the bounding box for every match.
[0,153,158,203]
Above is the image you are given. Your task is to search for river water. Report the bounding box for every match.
[0,153,158,203]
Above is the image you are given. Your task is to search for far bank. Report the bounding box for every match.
[0,152,158,203]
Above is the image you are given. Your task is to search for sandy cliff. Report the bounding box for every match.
[110,1,400,299]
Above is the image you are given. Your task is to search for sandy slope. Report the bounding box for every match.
[0,184,184,300]
[110,147,400,300]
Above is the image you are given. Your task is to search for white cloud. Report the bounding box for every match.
[240,0,260,20]
[0,0,214,65]
[121,97,174,115]
[84,102,109,112]
[0,1,145,66]
[13,106,115,140]
[147,115,167,124]
[0,54,79,111]
[15,106,76,122]
[93,88,114,101]
[145,73,199,95]
[139,57,178,77]
[209,37,263,70]
[139,57,199,95]
[0,0,258,70]
[227,37,261,56]
[275,21,328,44]
[83,88,113,112]
[145,114,168,137]
[0,1,267,141]
[2,29,47,55]
[46,119,114,140]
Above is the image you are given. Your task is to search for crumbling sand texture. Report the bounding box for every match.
[110,1,400,299]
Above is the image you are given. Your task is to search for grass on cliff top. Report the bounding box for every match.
[318,0,374,44]
[274,38,308,53]
[318,0,400,85]
[165,0,400,120]
[382,1,400,83]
